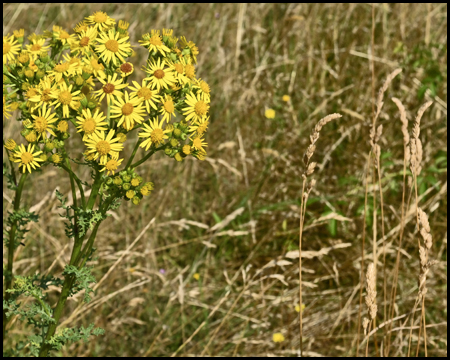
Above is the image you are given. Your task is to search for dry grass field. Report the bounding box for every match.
[3,3,447,357]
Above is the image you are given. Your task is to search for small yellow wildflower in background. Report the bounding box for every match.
[193,273,200,281]
[295,303,306,313]
[272,332,285,343]
[282,95,290,102]
[265,108,275,119]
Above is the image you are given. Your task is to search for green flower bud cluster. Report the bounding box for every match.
[102,169,153,205]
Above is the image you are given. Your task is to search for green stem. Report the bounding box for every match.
[60,163,86,209]
[130,143,167,169]
[65,158,80,245]
[124,139,143,170]
[86,168,102,211]
[3,172,28,342]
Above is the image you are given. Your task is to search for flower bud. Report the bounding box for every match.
[25,69,34,80]
[164,148,172,156]
[170,138,179,147]
[174,153,183,162]
[126,190,135,199]
[122,174,131,183]
[44,141,55,152]
[173,128,182,139]
[123,183,131,191]
[113,176,123,186]
[132,196,141,205]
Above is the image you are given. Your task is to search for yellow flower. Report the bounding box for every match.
[51,82,81,118]
[128,80,160,113]
[193,78,211,103]
[96,29,131,66]
[184,63,196,80]
[84,129,124,165]
[76,108,108,141]
[51,153,62,164]
[182,144,191,155]
[3,35,22,64]
[295,303,305,313]
[47,60,77,82]
[117,62,134,78]
[71,27,98,55]
[265,108,275,119]
[100,158,124,176]
[54,29,77,46]
[144,58,176,91]
[272,332,285,343]
[28,77,57,109]
[110,91,146,131]
[30,103,58,140]
[282,95,290,102]
[13,144,44,173]
[169,58,190,86]
[83,55,106,79]
[191,136,208,152]
[25,131,37,143]
[126,190,136,199]
[73,21,89,33]
[183,92,209,124]
[85,11,116,32]
[130,178,140,187]
[188,116,209,137]
[95,73,128,104]
[179,36,199,64]
[57,120,69,133]
[139,32,171,56]
[3,96,12,119]
[193,273,200,281]
[139,118,170,150]
[25,38,50,60]
[5,138,17,151]
[160,94,176,123]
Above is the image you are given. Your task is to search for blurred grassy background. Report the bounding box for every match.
[3,3,447,357]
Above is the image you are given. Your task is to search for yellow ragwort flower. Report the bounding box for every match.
[183,92,209,124]
[139,118,170,151]
[85,11,116,32]
[128,80,160,113]
[159,94,176,123]
[51,82,82,118]
[144,58,176,91]
[95,73,128,104]
[13,143,44,173]
[3,35,22,64]
[110,91,146,131]
[84,129,124,165]
[139,32,171,56]
[282,95,290,102]
[30,103,58,140]
[100,158,124,176]
[76,108,108,141]
[96,29,131,66]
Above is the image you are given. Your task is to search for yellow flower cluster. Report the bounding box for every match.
[3,11,211,182]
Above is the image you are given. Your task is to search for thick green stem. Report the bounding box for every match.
[3,172,28,342]
[86,169,101,211]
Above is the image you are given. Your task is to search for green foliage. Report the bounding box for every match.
[55,189,105,238]
[63,265,97,303]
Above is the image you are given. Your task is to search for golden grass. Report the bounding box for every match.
[3,3,447,357]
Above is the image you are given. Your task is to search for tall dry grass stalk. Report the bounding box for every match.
[385,97,410,355]
[356,67,402,356]
[364,263,378,356]
[299,113,342,356]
